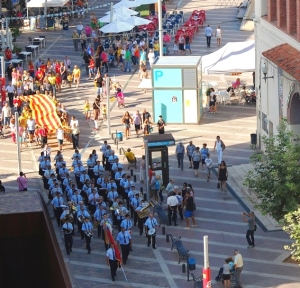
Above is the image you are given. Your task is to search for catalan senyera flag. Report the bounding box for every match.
[23,94,62,132]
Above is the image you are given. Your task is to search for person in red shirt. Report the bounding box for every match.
[55,73,61,92]
[38,125,48,148]
[88,57,95,79]
[28,60,35,78]
[5,47,12,61]
[35,67,45,82]
[13,95,22,114]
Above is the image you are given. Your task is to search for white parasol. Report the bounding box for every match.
[113,0,141,9]
[100,20,135,33]
[135,0,159,4]
[7,30,13,50]
[0,30,6,47]
[99,13,130,23]
[125,16,152,26]
[106,6,139,16]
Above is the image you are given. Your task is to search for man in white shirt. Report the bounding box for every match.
[205,154,213,182]
[76,22,83,35]
[56,128,64,151]
[133,110,142,137]
[1,102,12,128]
[234,249,244,288]
[64,56,71,69]
[6,82,15,107]
[27,116,36,143]
[167,191,179,226]
[70,115,79,127]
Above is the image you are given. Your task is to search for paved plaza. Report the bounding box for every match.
[0,0,300,287]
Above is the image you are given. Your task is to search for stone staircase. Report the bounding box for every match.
[227,164,282,231]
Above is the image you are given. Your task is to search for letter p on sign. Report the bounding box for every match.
[155,70,163,82]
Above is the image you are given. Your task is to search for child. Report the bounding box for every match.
[21,128,28,148]
[205,153,212,182]
[173,40,178,54]
[67,72,73,88]
[83,100,91,121]
[102,104,107,120]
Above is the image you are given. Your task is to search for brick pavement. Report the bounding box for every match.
[0,0,299,287]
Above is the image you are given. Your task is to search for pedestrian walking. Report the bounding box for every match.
[71,123,80,149]
[157,115,165,134]
[106,244,118,281]
[215,25,222,46]
[233,249,244,288]
[205,154,213,181]
[81,217,93,254]
[133,110,142,137]
[72,31,80,51]
[205,24,213,47]
[72,65,81,89]
[200,143,209,170]
[167,191,179,226]
[175,141,185,170]
[62,217,73,255]
[191,147,201,177]
[116,226,132,265]
[183,190,196,229]
[218,161,228,192]
[214,135,225,165]
[186,141,196,168]
[56,128,64,151]
[144,213,158,249]
[242,211,256,248]
[139,155,146,183]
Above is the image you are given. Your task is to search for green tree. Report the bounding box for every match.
[283,208,300,262]
[244,119,300,221]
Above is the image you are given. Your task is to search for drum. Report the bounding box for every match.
[148,228,156,236]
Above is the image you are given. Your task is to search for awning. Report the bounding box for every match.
[262,43,300,82]
[27,0,69,8]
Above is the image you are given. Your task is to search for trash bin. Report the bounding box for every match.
[250,133,257,145]
[116,132,123,142]
[188,258,196,271]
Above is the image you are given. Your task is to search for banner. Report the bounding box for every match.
[104,223,122,265]
[0,78,5,107]
[21,94,62,132]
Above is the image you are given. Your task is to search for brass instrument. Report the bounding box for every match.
[77,215,84,223]
[137,201,154,219]
[93,220,100,228]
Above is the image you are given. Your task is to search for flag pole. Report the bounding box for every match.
[120,264,128,282]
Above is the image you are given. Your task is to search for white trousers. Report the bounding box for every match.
[216,149,223,164]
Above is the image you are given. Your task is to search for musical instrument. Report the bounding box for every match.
[77,215,84,223]
[147,228,156,236]
[62,228,72,233]
[93,220,100,228]
[84,231,93,238]
[137,201,154,219]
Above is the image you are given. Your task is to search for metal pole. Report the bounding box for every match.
[110,2,113,23]
[106,77,111,135]
[5,17,8,38]
[44,0,47,29]
[202,235,211,288]
[0,56,4,78]
[158,0,164,57]
[72,0,74,20]
[144,140,150,201]
[15,112,22,175]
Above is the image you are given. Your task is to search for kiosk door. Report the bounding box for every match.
[148,147,169,186]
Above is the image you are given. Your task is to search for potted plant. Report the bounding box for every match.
[13,45,22,55]
[11,27,21,42]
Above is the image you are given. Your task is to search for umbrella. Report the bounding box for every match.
[100,21,135,33]
[125,16,152,26]
[99,13,130,23]
[106,6,139,16]
[113,0,141,9]
[0,31,5,47]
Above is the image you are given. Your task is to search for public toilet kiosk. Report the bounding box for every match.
[144,133,175,186]
[151,56,202,124]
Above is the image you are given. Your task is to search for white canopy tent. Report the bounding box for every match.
[106,6,139,16]
[99,13,130,23]
[27,0,69,7]
[201,41,255,74]
[113,0,141,9]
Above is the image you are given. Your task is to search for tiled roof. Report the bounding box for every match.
[262,43,300,82]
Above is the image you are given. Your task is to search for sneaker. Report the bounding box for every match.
[191,225,197,227]
[184,227,190,229]
[247,245,254,248]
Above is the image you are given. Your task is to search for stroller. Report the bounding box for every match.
[116,88,125,108]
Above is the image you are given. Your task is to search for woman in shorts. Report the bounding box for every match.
[56,127,64,151]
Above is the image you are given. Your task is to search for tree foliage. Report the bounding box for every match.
[283,208,300,262]
[244,119,300,221]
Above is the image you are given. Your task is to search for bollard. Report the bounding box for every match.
[162,226,165,235]
[114,138,117,145]
[166,234,169,243]
[111,133,114,140]
[182,264,186,273]
[130,169,133,176]
[119,148,122,155]
[133,175,137,182]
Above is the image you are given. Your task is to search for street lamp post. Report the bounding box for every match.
[158,0,164,57]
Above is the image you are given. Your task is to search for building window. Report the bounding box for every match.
[262,112,268,133]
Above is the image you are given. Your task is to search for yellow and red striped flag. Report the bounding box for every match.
[22,94,62,132]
